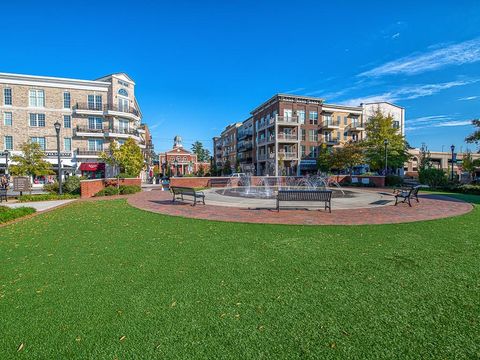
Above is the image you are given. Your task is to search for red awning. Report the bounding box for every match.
[79,162,105,171]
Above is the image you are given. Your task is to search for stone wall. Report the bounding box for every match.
[80,178,141,198]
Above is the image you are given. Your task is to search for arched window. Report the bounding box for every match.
[118,88,128,97]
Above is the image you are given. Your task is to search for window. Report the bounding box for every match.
[308,129,317,142]
[301,145,306,158]
[118,88,128,97]
[88,116,103,130]
[117,139,126,146]
[63,92,71,108]
[393,121,400,129]
[323,114,332,125]
[337,115,341,126]
[31,137,46,150]
[119,119,129,133]
[4,112,12,126]
[310,146,318,158]
[63,115,71,128]
[29,113,46,127]
[344,116,348,125]
[4,136,13,150]
[64,138,72,151]
[309,111,318,125]
[283,109,292,119]
[301,129,306,141]
[297,110,305,124]
[87,95,102,110]
[4,88,12,105]
[88,139,103,151]
[118,98,129,112]
[29,89,45,107]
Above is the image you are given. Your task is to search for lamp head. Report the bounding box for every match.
[54,121,61,133]
[450,144,455,152]
[384,139,389,145]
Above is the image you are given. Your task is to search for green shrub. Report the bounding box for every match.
[18,194,79,202]
[419,168,448,189]
[454,185,480,195]
[0,206,36,223]
[119,185,141,194]
[117,173,138,179]
[43,176,85,195]
[43,182,59,194]
[95,186,120,197]
[385,175,403,187]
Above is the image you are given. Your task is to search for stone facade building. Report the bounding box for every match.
[0,72,151,181]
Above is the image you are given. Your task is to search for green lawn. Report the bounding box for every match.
[0,196,479,359]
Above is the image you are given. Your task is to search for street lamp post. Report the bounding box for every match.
[4,150,9,175]
[384,139,388,176]
[54,121,63,195]
[450,145,455,181]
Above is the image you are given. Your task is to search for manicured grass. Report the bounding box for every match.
[0,206,36,223]
[0,196,479,359]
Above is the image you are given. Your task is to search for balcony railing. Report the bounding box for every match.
[321,120,340,129]
[75,125,139,136]
[73,103,140,117]
[76,148,103,156]
[278,152,298,160]
[276,115,299,124]
[237,129,253,139]
[277,133,298,141]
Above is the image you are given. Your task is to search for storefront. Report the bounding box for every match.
[79,162,105,179]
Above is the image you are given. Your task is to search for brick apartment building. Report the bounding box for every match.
[213,94,404,176]
[0,72,152,181]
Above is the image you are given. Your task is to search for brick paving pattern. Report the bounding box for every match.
[128,189,473,225]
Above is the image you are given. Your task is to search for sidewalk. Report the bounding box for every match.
[3,199,76,212]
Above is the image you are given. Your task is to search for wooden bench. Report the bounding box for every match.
[277,190,332,212]
[0,188,7,203]
[394,185,421,207]
[208,178,230,187]
[171,186,205,206]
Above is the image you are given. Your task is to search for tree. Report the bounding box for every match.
[9,142,53,177]
[222,159,232,175]
[461,151,478,181]
[465,119,480,152]
[101,138,144,177]
[418,143,432,171]
[317,144,332,173]
[361,108,410,172]
[329,141,364,174]
[191,141,210,162]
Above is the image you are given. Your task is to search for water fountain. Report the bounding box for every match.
[220,175,347,199]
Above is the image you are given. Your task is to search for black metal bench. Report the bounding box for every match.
[394,185,421,207]
[171,186,205,206]
[277,190,332,212]
[0,188,7,203]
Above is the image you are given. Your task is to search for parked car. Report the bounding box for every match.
[230,173,246,178]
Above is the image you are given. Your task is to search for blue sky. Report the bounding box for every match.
[1,0,480,153]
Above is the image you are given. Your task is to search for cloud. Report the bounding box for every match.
[359,37,480,77]
[283,87,306,94]
[405,118,472,132]
[340,79,478,106]
[391,32,400,39]
[458,95,479,101]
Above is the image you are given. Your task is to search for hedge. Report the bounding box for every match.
[18,194,79,202]
[0,206,36,223]
[94,185,142,197]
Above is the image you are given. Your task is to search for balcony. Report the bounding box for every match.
[73,103,140,120]
[324,138,340,146]
[277,133,298,142]
[349,122,365,131]
[238,141,253,152]
[278,152,298,160]
[76,148,103,157]
[257,137,268,145]
[74,126,107,137]
[276,116,299,126]
[321,120,340,130]
[74,126,140,140]
[237,129,253,140]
